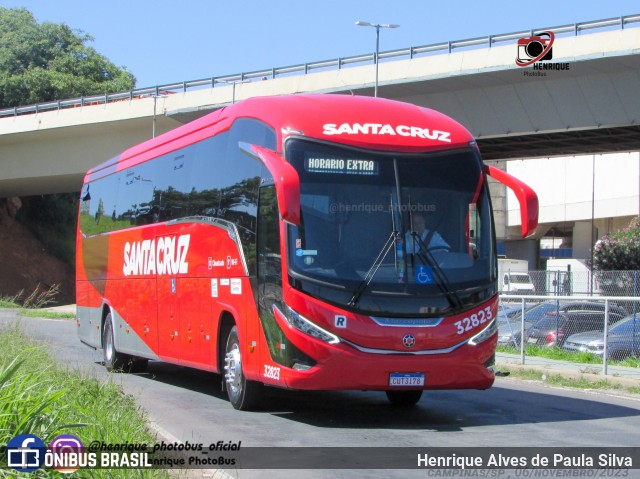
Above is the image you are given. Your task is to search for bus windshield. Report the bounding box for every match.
[285,139,496,315]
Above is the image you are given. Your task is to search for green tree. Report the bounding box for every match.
[0,7,135,108]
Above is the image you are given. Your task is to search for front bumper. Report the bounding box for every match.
[269,307,497,391]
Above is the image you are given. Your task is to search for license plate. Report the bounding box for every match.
[389,373,425,387]
[528,338,537,344]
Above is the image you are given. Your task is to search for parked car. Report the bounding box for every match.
[526,302,627,347]
[498,304,525,319]
[563,314,640,360]
[508,301,565,325]
[497,302,536,347]
[512,301,625,325]
[497,314,534,348]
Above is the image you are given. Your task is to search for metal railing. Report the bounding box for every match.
[498,293,640,376]
[0,14,639,119]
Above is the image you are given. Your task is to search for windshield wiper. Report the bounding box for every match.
[411,232,463,310]
[348,230,398,308]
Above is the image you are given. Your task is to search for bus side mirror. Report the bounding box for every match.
[485,165,538,238]
[239,143,301,225]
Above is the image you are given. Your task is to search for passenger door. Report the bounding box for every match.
[256,185,286,365]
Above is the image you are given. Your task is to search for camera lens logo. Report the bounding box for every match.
[49,434,85,474]
[6,434,46,473]
[516,31,554,67]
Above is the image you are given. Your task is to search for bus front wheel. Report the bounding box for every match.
[385,390,423,406]
[224,326,262,410]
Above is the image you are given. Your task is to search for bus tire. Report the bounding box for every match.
[103,312,129,372]
[103,314,148,373]
[224,326,262,410]
[385,390,423,406]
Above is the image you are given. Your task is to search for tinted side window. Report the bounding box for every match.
[79,173,120,236]
[189,118,276,275]
[79,118,276,242]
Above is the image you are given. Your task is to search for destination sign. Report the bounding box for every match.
[304,155,379,175]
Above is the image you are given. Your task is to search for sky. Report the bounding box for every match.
[2,0,639,89]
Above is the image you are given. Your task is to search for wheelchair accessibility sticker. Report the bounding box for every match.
[415,266,434,284]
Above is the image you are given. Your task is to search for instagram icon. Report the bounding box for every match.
[49,434,85,473]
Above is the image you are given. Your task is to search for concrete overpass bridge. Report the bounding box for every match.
[1,14,639,254]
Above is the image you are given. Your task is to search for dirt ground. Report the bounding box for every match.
[0,203,75,305]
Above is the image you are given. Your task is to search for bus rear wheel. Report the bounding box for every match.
[385,390,423,406]
[102,313,147,373]
[224,326,262,410]
[103,313,127,371]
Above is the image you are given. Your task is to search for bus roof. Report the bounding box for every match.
[85,94,475,182]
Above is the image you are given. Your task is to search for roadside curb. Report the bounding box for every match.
[148,421,233,479]
[496,358,640,390]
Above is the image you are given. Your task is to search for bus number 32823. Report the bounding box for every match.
[264,365,281,380]
[454,307,493,335]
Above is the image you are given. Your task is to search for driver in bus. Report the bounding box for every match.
[405,213,450,254]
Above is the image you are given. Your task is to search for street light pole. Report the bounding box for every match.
[356,21,400,97]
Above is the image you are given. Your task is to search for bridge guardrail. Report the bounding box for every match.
[1,14,639,119]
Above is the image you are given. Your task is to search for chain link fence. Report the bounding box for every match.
[498,274,640,374]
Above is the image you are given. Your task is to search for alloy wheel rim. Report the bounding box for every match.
[224,344,242,396]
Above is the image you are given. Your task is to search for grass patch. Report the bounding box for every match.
[0,299,20,308]
[498,366,626,391]
[497,344,640,368]
[0,324,169,478]
[18,310,75,320]
[0,284,61,310]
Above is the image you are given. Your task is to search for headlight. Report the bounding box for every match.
[468,319,498,346]
[282,306,340,344]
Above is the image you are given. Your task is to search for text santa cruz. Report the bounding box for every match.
[322,123,451,143]
[123,234,190,276]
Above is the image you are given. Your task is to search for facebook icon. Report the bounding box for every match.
[6,434,46,473]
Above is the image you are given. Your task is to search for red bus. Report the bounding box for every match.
[77,94,537,410]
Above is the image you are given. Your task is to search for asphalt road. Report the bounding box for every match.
[3,310,640,479]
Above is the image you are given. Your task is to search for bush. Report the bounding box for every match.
[593,216,640,271]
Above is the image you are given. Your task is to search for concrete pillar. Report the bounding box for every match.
[504,239,540,270]
[486,160,507,240]
[573,221,597,260]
